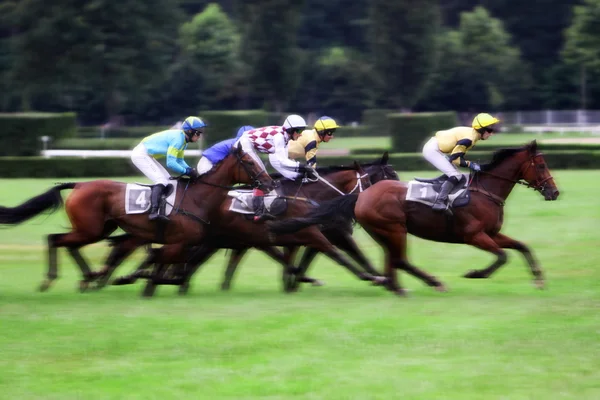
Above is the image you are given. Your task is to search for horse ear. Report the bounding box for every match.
[236,142,242,153]
[353,160,362,171]
[381,151,389,164]
[530,139,537,153]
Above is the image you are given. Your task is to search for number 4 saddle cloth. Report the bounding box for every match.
[405,174,470,208]
[124,182,178,216]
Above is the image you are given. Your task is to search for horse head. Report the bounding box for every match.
[362,152,399,184]
[209,142,275,192]
[480,140,559,201]
[519,140,560,201]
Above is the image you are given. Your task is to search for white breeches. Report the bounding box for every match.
[422,137,461,178]
[131,144,171,186]
[196,156,214,175]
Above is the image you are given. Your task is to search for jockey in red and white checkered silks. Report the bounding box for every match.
[234,114,307,222]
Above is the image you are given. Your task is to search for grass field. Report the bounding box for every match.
[0,171,599,399]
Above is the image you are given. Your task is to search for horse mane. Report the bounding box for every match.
[481,143,532,171]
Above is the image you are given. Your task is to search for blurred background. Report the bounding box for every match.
[0,0,599,175]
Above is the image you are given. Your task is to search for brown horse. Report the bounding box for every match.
[0,143,275,291]
[269,141,560,295]
[119,155,399,296]
[111,159,396,297]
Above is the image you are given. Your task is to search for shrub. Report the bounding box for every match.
[389,111,458,152]
[0,112,77,156]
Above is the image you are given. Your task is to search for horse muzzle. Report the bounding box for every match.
[543,187,560,201]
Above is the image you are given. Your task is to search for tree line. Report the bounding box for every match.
[0,0,599,125]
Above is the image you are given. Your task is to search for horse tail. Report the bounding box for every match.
[0,182,77,225]
[269,194,359,235]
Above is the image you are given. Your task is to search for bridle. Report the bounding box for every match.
[232,148,271,191]
[470,152,553,204]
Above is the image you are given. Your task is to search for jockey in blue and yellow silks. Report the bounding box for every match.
[288,116,340,167]
[131,116,206,221]
[197,125,255,175]
[422,112,500,211]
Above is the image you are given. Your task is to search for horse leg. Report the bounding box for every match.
[95,235,146,289]
[286,247,326,292]
[300,227,376,288]
[67,247,95,292]
[111,246,157,285]
[470,232,544,289]
[325,229,384,280]
[40,231,103,292]
[463,232,509,280]
[177,245,219,295]
[221,248,249,291]
[142,262,166,298]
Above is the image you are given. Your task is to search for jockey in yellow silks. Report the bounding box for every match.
[288,116,340,167]
[422,113,500,211]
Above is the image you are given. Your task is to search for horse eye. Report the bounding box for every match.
[536,163,546,170]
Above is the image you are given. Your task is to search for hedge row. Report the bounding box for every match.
[389,111,459,153]
[0,112,77,156]
[351,142,600,155]
[1,151,598,178]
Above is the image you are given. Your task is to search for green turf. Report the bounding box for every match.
[0,171,599,399]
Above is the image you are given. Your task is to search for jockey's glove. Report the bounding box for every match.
[469,162,481,172]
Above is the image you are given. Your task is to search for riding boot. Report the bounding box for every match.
[253,195,274,222]
[149,184,169,222]
[432,176,459,212]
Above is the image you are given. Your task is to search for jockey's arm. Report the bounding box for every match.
[166,144,189,174]
[268,134,300,180]
[448,139,473,167]
[304,140,318,167]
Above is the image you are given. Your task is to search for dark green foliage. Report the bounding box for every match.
[0,112,76,156]
[201,110,280,146]
[362,109,394,136]
[389,112,458,152]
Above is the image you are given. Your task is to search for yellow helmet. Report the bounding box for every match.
[472,113,500,130]
[313,116,340,133]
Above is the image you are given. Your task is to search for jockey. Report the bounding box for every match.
[235,114,311,222]
[131,116,205,221]
[422,112,500,211]
[197,125,255,175]
[288,116,340,167]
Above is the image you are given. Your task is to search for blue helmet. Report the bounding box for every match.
[182,116,206,136]
[236,125,254,140]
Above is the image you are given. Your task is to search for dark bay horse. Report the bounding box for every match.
[112,158,397,296]
[269,141,560,295]
[0,144,275,291]
[128,154,399,295]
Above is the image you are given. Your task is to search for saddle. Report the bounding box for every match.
[227,189,288,217]
[406,174,471,208]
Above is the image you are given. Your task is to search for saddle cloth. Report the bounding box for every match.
[227,190,283,215]
[124,182,178,215]
[406,174,470,208]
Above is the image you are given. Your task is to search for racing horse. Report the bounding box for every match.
[269,141,560,295]
[113,154,398,296]
[0,143,275,291]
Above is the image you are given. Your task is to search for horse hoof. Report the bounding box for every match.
[394,288,408,297]
[311,280,325,287]
[372,276,388,285]
[434,284,448,292]
[534,279,545,290]
[178,284,190,295]
[220,284,230,291]
[79,281,89,293]
[111,277,131,285]
[463,270,485,279]
[358,273,373,281]
[39,280,51,292]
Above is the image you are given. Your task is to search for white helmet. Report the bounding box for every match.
[282,114,307,131]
